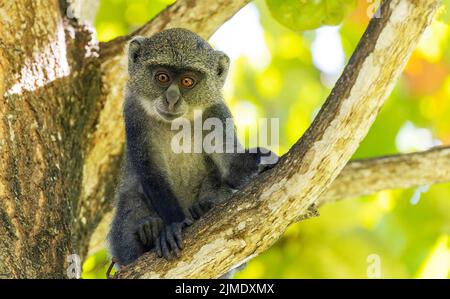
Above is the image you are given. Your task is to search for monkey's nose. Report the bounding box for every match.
[165,85,180,111]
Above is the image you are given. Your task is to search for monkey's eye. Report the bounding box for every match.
[180,76,195,89]
[155,72,171,85]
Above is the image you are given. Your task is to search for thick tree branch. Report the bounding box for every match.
[320,146,450,205]
[100,0,251,59]
[116,0,440,278]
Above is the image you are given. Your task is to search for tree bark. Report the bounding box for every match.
[319,146,450,205]
[0,0,251,278]
[0,0,444,279]
[116,0,440,278]
[0,0,102,278]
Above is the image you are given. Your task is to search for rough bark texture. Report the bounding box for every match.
[0,0,102,278]
[319,146,450,205]
[0,0,444,279]
[0,0,250,278]
[117,0,440,278]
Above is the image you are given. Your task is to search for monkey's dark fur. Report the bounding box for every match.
[108,28,278,267]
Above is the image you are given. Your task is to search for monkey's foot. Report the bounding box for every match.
[155,219,192,260]
[189,198,214,220]
[136,216,163,247]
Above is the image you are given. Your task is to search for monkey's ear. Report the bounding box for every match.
[128,36,145,64]
[216,51,230,86]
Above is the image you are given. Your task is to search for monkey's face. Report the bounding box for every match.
[149,66,205,122]
[127,30,231,122]
[131,63,223,122]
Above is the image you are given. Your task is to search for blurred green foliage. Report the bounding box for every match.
[443,0,450,22]
[84,0,450,279]
[95,0,175,41]
[266,0,357,31]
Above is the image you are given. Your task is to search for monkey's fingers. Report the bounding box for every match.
[199,200,214,212]
[172,223,183,249]
[190,204,203,220]
[166,225,181,258]
[150,220,160,242]
[143,222,153,245]
[155,236,162,257]
[160,235,171,260]
[188,207,196,219]
[183,216,194,227]
[137,226,147,245]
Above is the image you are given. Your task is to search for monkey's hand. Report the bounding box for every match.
[155,218,193,260]
[189,198,215,220]
[136,216,163,247]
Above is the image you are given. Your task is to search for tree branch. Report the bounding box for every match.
[100,0,251,59]
[320,146,450,205]
[116,0,440,278]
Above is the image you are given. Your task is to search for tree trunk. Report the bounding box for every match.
[0,0,104,278]
[0,0,252,279]
[0,0,443,278]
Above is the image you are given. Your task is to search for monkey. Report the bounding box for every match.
[107,28,279,268]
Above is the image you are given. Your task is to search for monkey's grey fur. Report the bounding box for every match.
[108,28,278,273]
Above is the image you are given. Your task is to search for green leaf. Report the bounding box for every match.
[266,0,357,31]
[440,0,450,22]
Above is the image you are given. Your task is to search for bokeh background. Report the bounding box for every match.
[82,0,450,278]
